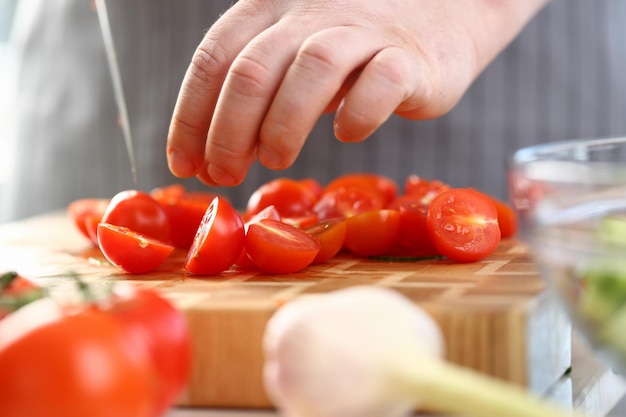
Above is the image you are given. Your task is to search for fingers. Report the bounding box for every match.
[259,26,384,167]
[203,22,309,186]
[334,46,430,142]
[166,2,276,180]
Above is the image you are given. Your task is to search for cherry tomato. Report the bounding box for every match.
[324,173,398,206]
[281,211,319,229]
[0,299,154,417]
[313,186,385,221]
[108,286,191,417]
[97,223,175,274]
[488,195,519,239]
[305,219,348,264]
[246,178,318,218]
[185,196,245,275]
[150,183,187,201]
[343,209,401,257]
[157,197,212,249]
[235,205,282,268]
[388,196,440,257]
[426,188,501,262]
[245,219,320,274]
[101,190,171,243]
[403,175,450,205]
[67,198,110,245]
[298,178,324,199]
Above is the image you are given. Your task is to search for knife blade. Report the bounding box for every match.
[95,0,139,184]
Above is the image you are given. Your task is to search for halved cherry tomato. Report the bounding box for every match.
[67,198,110,245]
[305,218,347,264]
[487,195,519,239]
[390,197,440,257]
[344,209,401,257]
[281,211,319,229]
[324,173,398,206]
[97,223,175,274]
[234,205,282,268]
[151,184,223,249]
[246,178,318,218]
[184,196,245,275]
[157,198,212,249]
[313,186,385,221]
[426,188,501,262]
[245,219,320,274]
[101,190,171,243]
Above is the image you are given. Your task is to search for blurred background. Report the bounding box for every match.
[0,0,18,216]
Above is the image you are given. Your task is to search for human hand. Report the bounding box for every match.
[166,0,547,187]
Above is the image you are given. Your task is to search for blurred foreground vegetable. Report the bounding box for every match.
[0,278,191,417]
[263,286,578,417]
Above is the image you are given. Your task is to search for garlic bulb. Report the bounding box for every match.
[263,286,578,417]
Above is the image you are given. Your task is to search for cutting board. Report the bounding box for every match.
[0,212,571,408]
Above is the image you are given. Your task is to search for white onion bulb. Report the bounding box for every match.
[263,286,579,417]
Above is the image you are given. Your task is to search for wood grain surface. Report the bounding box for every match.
[0,212,572,408]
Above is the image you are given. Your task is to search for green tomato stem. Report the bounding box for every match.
[398,358,578,417]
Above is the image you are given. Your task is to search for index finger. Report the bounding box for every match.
[166,3,276,180]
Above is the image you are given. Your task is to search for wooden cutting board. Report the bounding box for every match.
[0,212,571,408]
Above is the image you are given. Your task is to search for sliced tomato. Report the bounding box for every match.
[403,175,450,206]
[97,223,175,274]
[390,197,440,257]
[184,196,245,275]
[101,190,171,243]
[487,195,519,239]
[157,198,212,249]
[234,205,282,268]
[246,178,318,218]
[313,186,385,221]
[324,173,398,206]
[67,198,110,245]
[245,219,320,274]
[344,209,401,257]
[151,185,224,249]
[426,188,501,262]
[281,211,319,229]
[305,218,347,264]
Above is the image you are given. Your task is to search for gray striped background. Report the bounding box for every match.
[3,0,626,220]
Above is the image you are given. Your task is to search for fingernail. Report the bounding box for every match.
[207,164,239,186]
[167,149,195,177]
[258,144,283,169]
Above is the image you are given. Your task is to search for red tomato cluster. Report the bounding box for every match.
[68,173,519,275]
[0,277,191,417]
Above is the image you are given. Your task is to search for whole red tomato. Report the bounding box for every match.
[101,190,171,243]
[107,286,192,417]
[0,298,154,417]
[0,284,191,417]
